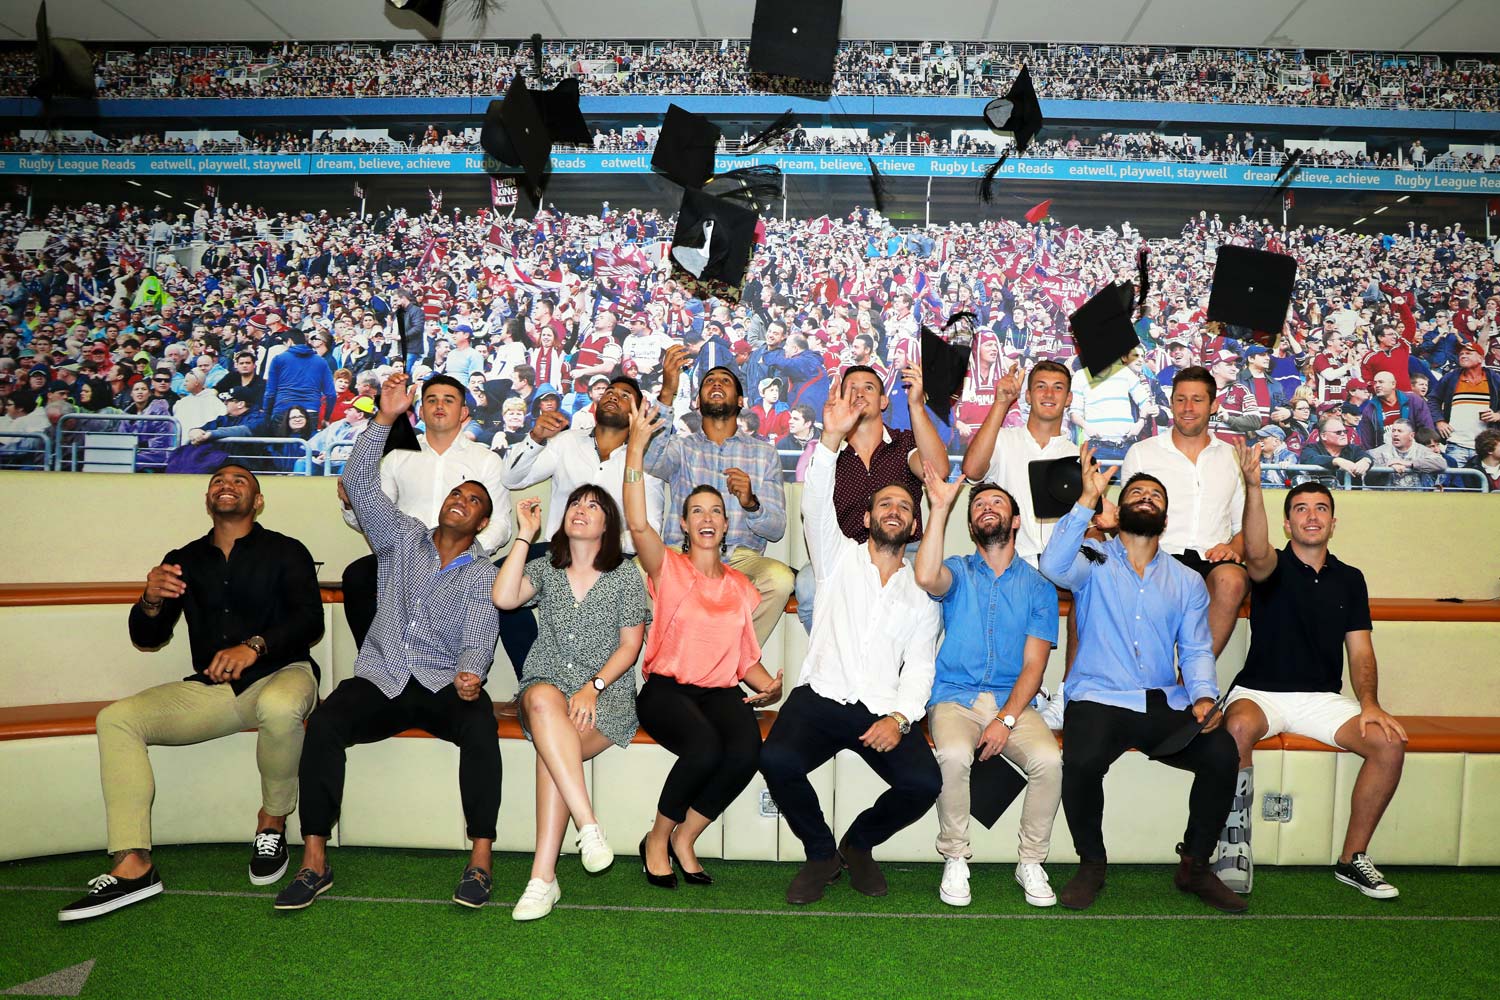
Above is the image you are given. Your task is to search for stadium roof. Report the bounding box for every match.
[0,0,1495,52]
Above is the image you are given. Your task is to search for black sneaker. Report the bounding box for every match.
[58,868,164,922]
[273,866,333,911]
[249,829,289,886]
[1334,853,1399,899]
[453,866,493,909]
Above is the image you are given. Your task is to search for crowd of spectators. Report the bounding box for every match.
[6,124,1495,175]
[2,39,1498,110]
[2,197,1497,490]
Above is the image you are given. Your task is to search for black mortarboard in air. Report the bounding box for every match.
[1028,457,1086,520]
[1148,690,1231,759]
[969,753,1029,829]
[480,76,590,201]
[33,2,96,102]
[670,187,761,295]
[1206,245,1298,349]
[1069,281,1140,381]
[748,0,843,85]
[982,66,1043,155]
[652,104,721,190]
[534,78,592,146]
[918,326,971,425]
[385,0,444,29]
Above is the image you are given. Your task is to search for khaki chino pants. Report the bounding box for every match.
[726,546,795,648]
[96,662,318,853]
[930,694,1062,864]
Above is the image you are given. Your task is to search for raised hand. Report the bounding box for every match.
[901,363,926,406]
[658,344,691,399]
[995,361,1023,405]
[1077,440,1118,507]
[1233,438,1264,486]
[821,381,860,442]
[724,467,756,508]
[529,409,570,443]
[515,497,543,539]
[143,562,186,605]
[626,397,665,452]
[377,371,415,423]
[922,460,964,512]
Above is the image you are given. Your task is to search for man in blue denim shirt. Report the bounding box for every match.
[1039,442,1244,914]
[914,465,1062,910]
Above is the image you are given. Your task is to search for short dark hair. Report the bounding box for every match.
[608,375,643,404]
[840,365,884,393]
[968,481,1018,521]
[421,374,468,402]
[457,479,495,520]
[1171,365,1216,397]
[1121,471,1168,505]
[681,483,727,524]
[1027,360,1071,389]
[513,364,537,386]
[549,484,625,572]
[1283,481,1334,519]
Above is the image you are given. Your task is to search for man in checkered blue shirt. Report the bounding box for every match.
[275,372,504,912]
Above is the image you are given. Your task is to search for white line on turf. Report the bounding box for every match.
[3,884,1498,921]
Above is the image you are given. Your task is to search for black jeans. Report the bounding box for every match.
[760,686,941,861]
[495,541,552,680]
[635,675,762,823]
[299,676,502,842]
[341,553,378,651]
[1061,690,1238,862]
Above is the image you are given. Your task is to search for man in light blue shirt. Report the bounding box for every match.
[914,467,1061,910]
[1039,442,1244,914]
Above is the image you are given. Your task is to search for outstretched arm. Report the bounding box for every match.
[914,461,961,597]
[624,398,669,580]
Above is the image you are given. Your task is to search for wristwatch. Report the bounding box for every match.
[591,676,607,692]
[243,635,268,658]
[887,712,911,735]
[1001,714,1017,730]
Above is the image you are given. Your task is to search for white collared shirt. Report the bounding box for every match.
[978,425,1080,566]
[798,442,941,723]
[1120,432,1245,556]
[500,426,666,553]
[341,432,514,555]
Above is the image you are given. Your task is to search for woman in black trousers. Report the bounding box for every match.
[623,401,783,887]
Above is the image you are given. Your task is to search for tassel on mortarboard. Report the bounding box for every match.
[740,109,798,154]
[978,153,1009,205]
[867,157,888,214]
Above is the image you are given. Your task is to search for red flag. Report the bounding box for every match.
[1488,197,1500,218]
[1024,200,1052,224]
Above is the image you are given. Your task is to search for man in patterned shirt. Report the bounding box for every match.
[276,372,503,912]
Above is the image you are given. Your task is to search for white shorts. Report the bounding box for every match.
[1226,687,1361,749]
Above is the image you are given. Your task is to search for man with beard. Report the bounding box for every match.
[1120,367,1248,658]
[1212,450,1406,899]
[1039,442,1244,913]
[59,463,323,921]
[644,362,792,648]
[338,375,511,651]
[494,370,671,697]
[760,384,942,906]
[914,469,1062,909]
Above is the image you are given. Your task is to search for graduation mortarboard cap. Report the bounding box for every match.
[480,76,591,200]
[33,2,96,102]
[669,187,761,299]
[918,326,971,425]
[969,753,1029,829]
[385,0,444,30]
[1148,690,1231,759]
[1069,281,1139,382]
[982,66,1043,155]
[652,104,721,190]
[748,0,843,86]
[1206,245,1297,350]
[534,77,592,146]
[1028,456,1088,520]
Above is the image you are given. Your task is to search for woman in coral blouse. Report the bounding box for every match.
[622,400,783,889]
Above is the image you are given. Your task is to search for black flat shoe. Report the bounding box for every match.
[667,838,713,886]
[639,836,677,889]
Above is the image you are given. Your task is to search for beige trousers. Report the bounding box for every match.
[726,546,796,648]
[930,694,1062,864]
[96,662,318,853]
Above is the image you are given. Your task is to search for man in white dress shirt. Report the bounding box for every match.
[1119,366,1247,656]
[760,382,942,906]
[339,374,512,651]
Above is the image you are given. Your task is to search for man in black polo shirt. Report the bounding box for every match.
[58,463,324,922]
[790,363,949,631]
[1214,444,1407,899]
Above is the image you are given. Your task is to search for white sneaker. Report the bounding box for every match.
[939,857,971,907]
[1039,683,1066,729]
[1015,862,1057,907]
[576,823,614,873]
[512,877,561,921]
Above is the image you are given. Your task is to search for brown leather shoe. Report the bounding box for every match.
[1174,844,1249,913]
[837,836,888,897]
[786,854,843,905]
[495,700,520,719]
[1059,861,1108,910]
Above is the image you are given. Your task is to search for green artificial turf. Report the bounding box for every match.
[4,846,1498,999]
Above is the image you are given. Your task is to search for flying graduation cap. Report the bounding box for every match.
[479,76,590,201]
[1206,245,1298,349]
[917,325,972,425]
[747,0,843,86]
[32,3,96,103]
[668,187,762,299]
[385,0,444,29]
[978,67,1044,203]
[1069,280,1140,383]
[1028,456,1087,520]
[653,105,798,189]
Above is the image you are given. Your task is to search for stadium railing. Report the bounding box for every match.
[0,431,50,471]
[1350,466,1490,492]
[54,413,180,474]
[217,436,315,477]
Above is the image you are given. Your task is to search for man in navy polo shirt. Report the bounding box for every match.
[914,467,1061,910]
[1214,443,1407,899]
